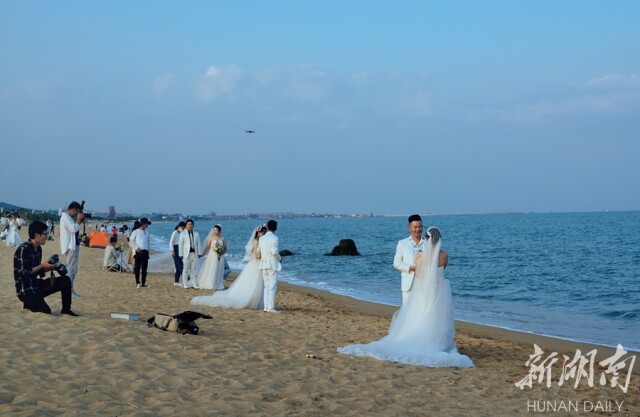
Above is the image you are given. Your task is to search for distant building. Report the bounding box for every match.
[108,206,116,219]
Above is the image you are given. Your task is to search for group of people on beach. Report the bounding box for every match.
[12,201,93,317]
[12,205,473,368]
[163,219,282,313]
[146,213,473,367]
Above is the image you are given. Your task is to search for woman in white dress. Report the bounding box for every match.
[338,226,473,368]
[4,215,23,247]
[191,225,266,310]
[196,224,227,290]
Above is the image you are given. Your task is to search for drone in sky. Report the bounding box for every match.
[245,130,255,134]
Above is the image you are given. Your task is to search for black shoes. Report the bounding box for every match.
[61,309,80,317]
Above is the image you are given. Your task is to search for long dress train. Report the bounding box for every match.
[337,237,473,368]
[191,230,264,309]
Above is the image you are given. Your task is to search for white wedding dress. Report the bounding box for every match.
[338,233,473,368]
[197,238,226,290]
[191,230,264,310]
[4,220,23,247]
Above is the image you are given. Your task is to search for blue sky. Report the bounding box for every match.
[1,1,638,215]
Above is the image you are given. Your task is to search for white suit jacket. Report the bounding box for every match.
[393,237,426,292]
[59,212,80,255]
[258,231,282,271]
[178,230,202,258]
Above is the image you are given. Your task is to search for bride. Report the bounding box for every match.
[196,225,227,290]
[338,226,473,368]
[191,225,266,310]
[4,215,23,247]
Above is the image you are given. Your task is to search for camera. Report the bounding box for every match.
[48,254,69,276]
[78,200,92,219]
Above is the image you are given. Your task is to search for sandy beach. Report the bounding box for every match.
[1,227,638,417]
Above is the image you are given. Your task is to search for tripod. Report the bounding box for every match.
[115,248,132,273]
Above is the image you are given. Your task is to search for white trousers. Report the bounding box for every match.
[66,247,79,286]
[262,269,278,311]
[402,289,411,306]
[182,253,198,288]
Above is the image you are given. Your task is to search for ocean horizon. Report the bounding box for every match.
[135,211,639,351]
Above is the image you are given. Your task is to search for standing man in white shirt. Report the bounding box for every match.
[258,220,282,312]
[59,201,85,297]
[178,219,202,289]
[129,217,152,288]
[393,214,425,305]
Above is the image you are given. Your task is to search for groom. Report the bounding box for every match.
[393,214,425,305]
[178,219,202,289]
[258,220,282,313]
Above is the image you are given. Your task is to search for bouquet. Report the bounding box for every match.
[213,241,224,258]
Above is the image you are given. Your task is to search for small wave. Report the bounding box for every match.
[501,296,535,302]
[601,310,639,320]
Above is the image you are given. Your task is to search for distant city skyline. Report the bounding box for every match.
[1,1,638,215]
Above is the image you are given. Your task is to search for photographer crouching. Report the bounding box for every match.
[13,220,79,316]
[103,236,122,272]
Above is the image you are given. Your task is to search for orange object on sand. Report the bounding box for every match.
[89,232,109,248]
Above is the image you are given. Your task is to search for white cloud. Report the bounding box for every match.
[152,74,176,93]
[586,74,640,88]
[284,66,333,103]
[475,90,640,123]
[0,81,50,102]
[196,65,244,101]
[468,75,640,123]
[406,91,433,117]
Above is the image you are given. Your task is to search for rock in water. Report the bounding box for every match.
[279,249,294,257]
[325,239,361,256]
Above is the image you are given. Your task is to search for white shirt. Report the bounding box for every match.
[258,231,282,271]
[393,236,426,291]
[169,230,181,249]
[129,228,150,251]
[59,212,80,255]
[103,245,119,267]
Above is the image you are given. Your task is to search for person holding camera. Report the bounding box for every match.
[59,201,85,297]
[103,236,122,272]
[13,221,79,316]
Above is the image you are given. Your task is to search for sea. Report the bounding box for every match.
[138,211,640,351]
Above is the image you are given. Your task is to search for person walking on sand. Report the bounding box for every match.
[129,217,152,288]
[258,220,282,313]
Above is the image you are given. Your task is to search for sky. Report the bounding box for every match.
[1,1,639,216]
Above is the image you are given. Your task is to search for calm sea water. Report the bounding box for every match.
[144,212,640,351]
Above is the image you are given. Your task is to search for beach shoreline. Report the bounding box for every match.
[2,228,638,416]
[276,281,639,369]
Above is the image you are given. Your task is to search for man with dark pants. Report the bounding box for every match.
[129,217,152,288]
[14,220,79,316]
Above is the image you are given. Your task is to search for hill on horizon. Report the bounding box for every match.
[0,201,28,212]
